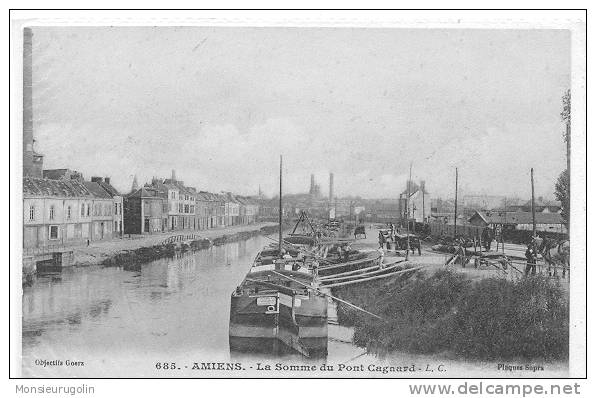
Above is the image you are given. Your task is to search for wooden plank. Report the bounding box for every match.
[323,266,424,288]
[318,259,404,280]
[320,261,407,283]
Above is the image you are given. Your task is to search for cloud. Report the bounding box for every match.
[31,27,569,200]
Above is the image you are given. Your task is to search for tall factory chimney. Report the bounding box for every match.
[329,172,334,202]
[171,169,177,182]
[310,174,315,195]
[23,27,43,177]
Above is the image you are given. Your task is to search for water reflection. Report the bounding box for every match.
[22,236,267,376]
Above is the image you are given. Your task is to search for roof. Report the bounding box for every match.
[97,181,121,197]
[126,186,164,199]
[23,177,92,198]
[148,179,198,196]
[470,210,563,225]
[83,181,112,199]
[235,196,259,206]
[196,191,214,201]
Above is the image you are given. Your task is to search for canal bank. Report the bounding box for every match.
[331,225,569,368]
[70,222,281,268]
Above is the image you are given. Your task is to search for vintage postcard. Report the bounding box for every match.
[9,11,587,381]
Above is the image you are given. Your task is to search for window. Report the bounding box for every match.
[114,204,117,215]
[114,221,118,231]
[49,225,59,240]
[49,205,55,220]
[87,204,90,217]
[29,205,35,221]
[67,206,72,220]
[81,203,85,217]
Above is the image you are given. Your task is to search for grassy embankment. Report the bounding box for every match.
[334,270,568,361]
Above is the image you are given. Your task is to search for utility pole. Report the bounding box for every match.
[422,185,425,222]
[502,211,506,254]
[531,168,536,238]
[278,155,283,254]
[406,162,412,260]
[454,168,458,238]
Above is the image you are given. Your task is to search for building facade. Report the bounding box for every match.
[23,177,115,249]
[399,180,431,223]
[468,210,567,234]
[93,177,124,238]
[123,187,166,234]
[82,181,115,241]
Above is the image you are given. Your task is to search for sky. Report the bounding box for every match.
[30,27,570,199]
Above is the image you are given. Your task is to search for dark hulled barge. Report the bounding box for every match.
[229,245,328,358]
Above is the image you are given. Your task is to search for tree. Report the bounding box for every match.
[554,169,569,229]
[555,90,571,231]
[561,89,571,174]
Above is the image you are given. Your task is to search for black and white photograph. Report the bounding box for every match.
[9,10,587,382]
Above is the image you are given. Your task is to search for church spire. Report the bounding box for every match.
[131,175,139,193]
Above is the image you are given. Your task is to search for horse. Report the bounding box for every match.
[537,237,570,278]
[354,225,367,239]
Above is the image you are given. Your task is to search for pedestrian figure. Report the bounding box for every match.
[378,232,385,249]
[481,227,492,251]
[343,243,351,262]
[525,243,537,276]
[87,239,90,246]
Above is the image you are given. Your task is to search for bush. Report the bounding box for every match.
[449,276,568,360]
[337,270,569,361]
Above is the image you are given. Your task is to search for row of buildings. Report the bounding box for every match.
[23,171,124,249]
[124,171,259,235]
[23,168,262,249]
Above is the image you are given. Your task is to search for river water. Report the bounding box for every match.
[22,235,368,377]
[21,234,568,378]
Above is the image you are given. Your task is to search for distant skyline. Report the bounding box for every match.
[30,27,570,199]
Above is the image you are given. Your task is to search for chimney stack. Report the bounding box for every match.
[171,169,176,182]
[105,177,111,185]
[91,176,103,183]
[23,27,43,177]
[329,172,334,202]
